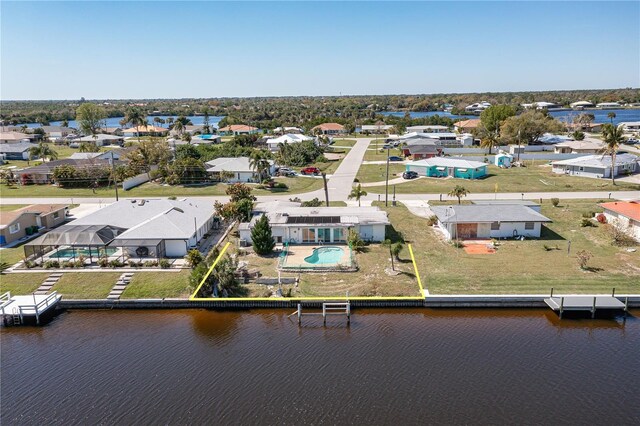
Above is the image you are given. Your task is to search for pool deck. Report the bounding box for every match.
[282,245,351,269]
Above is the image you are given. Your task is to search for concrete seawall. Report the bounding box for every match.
[59,295,640,310]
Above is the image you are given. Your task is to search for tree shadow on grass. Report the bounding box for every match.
[385,224,406,243]
[539,226,566,241]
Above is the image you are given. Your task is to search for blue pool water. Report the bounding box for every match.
[303,247,345,265]
[52,247,117,258]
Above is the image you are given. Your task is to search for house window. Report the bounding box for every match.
[53,211,60,219]
[524,222,534,230]
[491,222,500,230]
[9,223,20,234]
[579,167,584,171]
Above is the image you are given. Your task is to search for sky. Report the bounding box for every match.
[1,1,639,100]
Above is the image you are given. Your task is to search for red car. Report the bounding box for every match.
[300,167,321,175]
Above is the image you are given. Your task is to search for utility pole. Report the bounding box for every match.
[385,146,390,206]
[322,172,329,206]
[110,151,119,201]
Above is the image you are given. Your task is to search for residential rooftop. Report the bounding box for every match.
[431,204,551,224]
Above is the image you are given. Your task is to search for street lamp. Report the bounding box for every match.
[385,145,390,206]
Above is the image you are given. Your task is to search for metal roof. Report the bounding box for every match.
[431,205,551,224]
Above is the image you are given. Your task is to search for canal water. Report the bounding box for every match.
[1,309,638,425]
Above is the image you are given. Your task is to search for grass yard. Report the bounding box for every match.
[231,237,420,298]
[367,163,640,194]
[51,272,121,299]
[0,247,26,266]
[0,204,27,212]
[121,271,191,299]
[356,164,406,183]
[0,273,48,294]
[379,201,640,295]
[363,146,403,161]
[331,138,357,148]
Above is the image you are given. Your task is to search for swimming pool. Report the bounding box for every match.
[52,247,118,258]
[303,247,345,265]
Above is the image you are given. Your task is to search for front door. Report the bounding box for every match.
[456,223,477,239]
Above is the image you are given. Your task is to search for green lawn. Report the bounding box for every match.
[356,164,406,183]
[380,200,640,294]
[0,204,27,212]
[51,272,121,299]
[367,163,640,194]
[121,271,191,299]
[0,273,48,294]
[331,138,357,148]
[0,247,25,266]
[363,146,402,161]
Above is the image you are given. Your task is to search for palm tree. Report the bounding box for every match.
[382,239,404,271]
[607,112,616,124]
[348,184,367,207]
[29,142,58,162]
[478,127,499,154]
[448,185,469,204]
[601,123,625,185]
[173,120,184,137]
[124,108,146,144]
[249,150,272,182]
[181,133,192,144]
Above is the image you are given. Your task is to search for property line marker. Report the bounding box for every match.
[189,241,231,300]
[408,244,426,296]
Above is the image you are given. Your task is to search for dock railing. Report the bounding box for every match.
[17,292,61,324]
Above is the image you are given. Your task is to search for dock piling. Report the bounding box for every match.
[592,296,597,319]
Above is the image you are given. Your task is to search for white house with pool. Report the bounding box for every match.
[239,202,389,245]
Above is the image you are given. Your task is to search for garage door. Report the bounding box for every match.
[456,223,477,239]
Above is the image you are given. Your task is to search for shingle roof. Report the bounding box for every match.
[0,204,67,227]
[0,142,36,153]
[312,123,345,131]
[0,131,32,141]
[218,124,258,132]
[431,205,551,224]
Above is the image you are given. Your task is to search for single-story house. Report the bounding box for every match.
[239,202,389,244]
[205,156,275,183]
[454,119,481,133]
[599,201,640,242]
[217,125,259,136]
[0,204,68,246]
[273,126,303,135]
[472,200,541,213]
[569,122,603,132]
[68,150,124,161]
[620,121,640,133]
[121,125,168,137]
[24,198,217,260]
[553,139,604,154]
[521,101,560,110]
[41,126,75,139]
[360,124,393,134]
[312,123,345,135]
[16,158,119,184]
[0,131,34,144]
[406,125,450,134]
[266,133,313,151]
[406,158,488,179]
[401,137,442,159]
[551,154,638,178]
[100,127,123,135]
[72,134,125,147]
[570,101,594,109]
[536,133,573,145]
[0,142,37,160]
[596,102,621,109]
[465,101,491,113]
[494,151,513,168]
[431,204,551,240]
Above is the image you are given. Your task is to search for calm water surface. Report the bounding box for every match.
[1,309,639,425]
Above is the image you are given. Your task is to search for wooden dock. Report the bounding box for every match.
[290,302,351,326]
[544,291,628,319]
[0,291,62,325]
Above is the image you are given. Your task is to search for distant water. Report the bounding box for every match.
[1,309,638,425]
[384,109,640,125]
[21,115,225,129]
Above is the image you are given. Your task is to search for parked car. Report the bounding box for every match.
[402,171,418,179]
[626,138,639,145]
[279,170,296,177]
[388,156,403,162]
[382,144,392,149]
[300,167,321,175]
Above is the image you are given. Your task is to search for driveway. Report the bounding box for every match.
[401,200,436,218]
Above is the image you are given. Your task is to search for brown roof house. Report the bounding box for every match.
[217,124,259,136]
[312,123,346,135]
[0,204,68,247]
[454,119,481,133]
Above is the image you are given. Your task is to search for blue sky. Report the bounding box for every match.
[1,1,638,100]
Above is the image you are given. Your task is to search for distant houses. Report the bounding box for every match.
[464,101,491,113]
[121,125,168,137]
[16,158,119,184]
[0,131,35,143]
[312,123,345,135]
[400,137,441,159]
[551,154,638,179]
[71,134,124,147]
[360,124,393,134]
[553,139,604,154]
[431,204,551,240]
[454,119,480,133]
[0,142,37,160]
[265,134,313,152]
[0,204,68,246]
[217,125,259,136]
[405,125,450,134]
[405,158,488,179]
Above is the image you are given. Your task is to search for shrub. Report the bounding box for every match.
[607,224,638,247]
[582,211,595,218]
[23,260,36,269]
[347,229,367,252]
[185,249,203,268]
[551,198,560,207]
[301,197,323,207]
[44,260,60,269]
[62,261,75,268]
[596,213,607,224]
[576,250,592,270]
[143,260,158,267]
[159,258,171,269]
[273,182,288,189]
[543,244,553,251]
[426,215,438,226]
[128,260,142,268]
[251,214,275,255]
[580,218,595,227]
[168,196,177,200]
[451,241,465,248]
[98,257,109,267]
[109,259,124,268]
